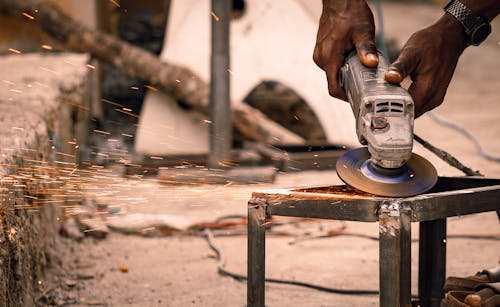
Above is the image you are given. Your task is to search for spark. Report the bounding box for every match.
[9,89,23,93]
[8,227,17,241]
[22,12,35,20]
[56,152,75,158]
[93,129,111,135]
[131,86,139,90]
[203,119,212,124]
[12,126,24,130]
[175,79,181,83]
[8,48,21,54]
[150,156,164,160]
[227,68,234,75]
[114,108,139,118]
[144,85,158,92]
[86,64,96,70]
[109,0,121,8]
[39,66,58,74]
[63,60,76,66]
[101,98,124,108]
[41,44,53,50]
[121,133,133,138]
[211,11,220,21]
[122,107,132,112]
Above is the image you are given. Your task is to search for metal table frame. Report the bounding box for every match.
[247,177,500,307]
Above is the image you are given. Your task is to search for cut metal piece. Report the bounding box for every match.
[336,147,438,197]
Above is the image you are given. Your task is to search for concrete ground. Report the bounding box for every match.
[45,2,499,307]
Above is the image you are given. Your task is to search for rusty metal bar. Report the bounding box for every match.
[379,202,412,307]
[209,0,232,168]
[246,176,500,305]
[247,202,266,307]
[265,197,380,222]
[418,219,447,307]
[405,186,500,222]
[252,177,500,223]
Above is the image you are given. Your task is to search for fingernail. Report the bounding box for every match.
[385,69,402,83]
[365,54,378,66]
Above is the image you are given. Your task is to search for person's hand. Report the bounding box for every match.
[313,0,378,100]
[384,14,468,117]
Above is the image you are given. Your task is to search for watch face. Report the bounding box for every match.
[471,23,492,46]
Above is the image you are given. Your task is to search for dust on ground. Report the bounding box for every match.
[38,2,500,307]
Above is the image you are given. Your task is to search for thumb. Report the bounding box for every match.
[352,30,378,68]
[385,45,419,84]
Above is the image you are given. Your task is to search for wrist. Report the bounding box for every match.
[436,13,469,50]
[444,0,493,46]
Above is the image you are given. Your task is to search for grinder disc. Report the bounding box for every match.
[336,147,438,197]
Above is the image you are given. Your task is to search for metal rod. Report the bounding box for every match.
[418,219,447,307]
[247,203,266,307]
[379,203,412,307]
[209,0,232,168]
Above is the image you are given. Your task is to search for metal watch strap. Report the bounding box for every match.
[445,0,476,30]
[444,0,491,46]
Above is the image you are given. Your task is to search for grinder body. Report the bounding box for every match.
[340,51,414,169]
[336,52,437,197]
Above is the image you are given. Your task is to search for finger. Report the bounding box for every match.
[408,78,433,118]
[385,45,420,84]
[415,89,446,117]
[352,30,378,67]
[313,45,322,68]
[313,36,334,69]
[325,56,347,100]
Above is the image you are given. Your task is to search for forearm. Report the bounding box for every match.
[460,0,500,21]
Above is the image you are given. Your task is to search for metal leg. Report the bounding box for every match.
[379,203,412,307]
[418,219,447,307]
[247,203,266,307]
[209,0,232,168]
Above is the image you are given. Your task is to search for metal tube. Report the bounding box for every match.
[247,203,266,307]
[209,0,232,168]
[379,203,412,307]
[418,219,447,307]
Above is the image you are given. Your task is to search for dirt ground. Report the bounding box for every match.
[41,2,499,307]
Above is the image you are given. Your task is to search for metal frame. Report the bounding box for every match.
[209,0,232,168]
[247,176,500,307]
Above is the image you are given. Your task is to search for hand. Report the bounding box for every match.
[314,0,378,100]
[384,14,468,117]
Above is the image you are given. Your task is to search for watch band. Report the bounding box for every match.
[445,0,476,29]
[444,0,491,46]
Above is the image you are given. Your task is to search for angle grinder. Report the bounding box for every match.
[336,51,438,197]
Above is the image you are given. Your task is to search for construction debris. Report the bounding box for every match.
[0,0,304,145]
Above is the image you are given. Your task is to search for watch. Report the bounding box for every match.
[444,0,491,46]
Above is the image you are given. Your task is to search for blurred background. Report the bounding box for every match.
[0,1,498,306]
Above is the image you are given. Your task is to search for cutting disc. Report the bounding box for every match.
[336,147,438,197]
